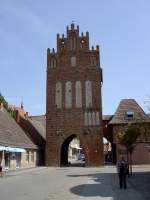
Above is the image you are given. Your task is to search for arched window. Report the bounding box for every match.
[65,81,72,109]
[55,82,62,108]
[70,38,73,50]
[70,38,76,50]
[85,80,92,108]
[90,56,97,66]
[80,39,85,49]
[75,81,82,108]
[73,37,76,50]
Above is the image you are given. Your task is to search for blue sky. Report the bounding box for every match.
[0,0,150,115]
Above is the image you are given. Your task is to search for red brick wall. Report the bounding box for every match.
[114,125,150,164]
[46,24,104,166]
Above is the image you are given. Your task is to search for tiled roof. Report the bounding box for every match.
[0,110,37,149]
[109,99,150,124]
[102,115,113,121]
[27,115,46,140]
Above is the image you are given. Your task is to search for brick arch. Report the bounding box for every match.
[60,134,87,166]
[60,134,76,166]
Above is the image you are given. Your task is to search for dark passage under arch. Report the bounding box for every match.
[60,135,76,166]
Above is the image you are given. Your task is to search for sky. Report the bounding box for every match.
[0,0,150,115]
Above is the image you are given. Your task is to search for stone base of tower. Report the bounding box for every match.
[85,144,104,166]
[45,130,104,167]
[45,144,60,167]
[86,154,104,166]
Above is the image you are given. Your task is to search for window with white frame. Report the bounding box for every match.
[125,110,134,120]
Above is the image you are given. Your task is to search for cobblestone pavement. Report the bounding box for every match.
[0,166,149,200]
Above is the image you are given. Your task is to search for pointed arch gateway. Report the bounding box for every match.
[60,134,86,166]
[46,24,104,167]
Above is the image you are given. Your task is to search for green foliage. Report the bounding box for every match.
[139,122,150,141]
[0,93,8,109]
[117,122,150,175]
[0,93,16,119]
[117,123,140,154]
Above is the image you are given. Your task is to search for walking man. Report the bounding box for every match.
[0,163,3,177]
[117,156,128,189]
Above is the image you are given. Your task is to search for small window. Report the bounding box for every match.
[80,40,85,49]
[26,151,29,163]
[70,38,76,50]
[61,41,65,51]
[125,110,134,120]
[90,56,97,66]
[31,151,34,162]
[10,153,15,160]
[50,59,56,68]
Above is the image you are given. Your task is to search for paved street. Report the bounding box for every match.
[0,166,150,200]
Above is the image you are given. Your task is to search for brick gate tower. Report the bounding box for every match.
[46,24,104,166]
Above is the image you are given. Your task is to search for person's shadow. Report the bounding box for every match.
[69,173,118,199]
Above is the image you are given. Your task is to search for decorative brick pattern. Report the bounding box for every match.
[46,24,104,166]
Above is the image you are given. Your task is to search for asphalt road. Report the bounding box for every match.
[0,165,149,200]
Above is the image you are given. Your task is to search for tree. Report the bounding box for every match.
[117,123,141,175]
[0,93,8,109]
[0,93,16,119]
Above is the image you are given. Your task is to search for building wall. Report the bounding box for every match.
[0,150,37,170]
[103,120,113,143]
[116,143,150,164]
[46,24,104,166]
[20,150,37,168]
[113,125,150,164]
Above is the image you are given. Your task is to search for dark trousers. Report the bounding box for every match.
[119,173,127,189]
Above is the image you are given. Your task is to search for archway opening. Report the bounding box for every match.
[60,135,85,166]
[103,137,113,164]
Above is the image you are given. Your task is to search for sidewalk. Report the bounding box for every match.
[111,172,144,200]
[1,166,48,177]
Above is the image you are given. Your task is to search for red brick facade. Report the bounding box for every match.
[46,24,104,166]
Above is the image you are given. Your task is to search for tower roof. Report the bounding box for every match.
[109,99,149,124]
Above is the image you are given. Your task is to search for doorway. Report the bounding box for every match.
[4,152,10,169]
[60,135,85,166]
